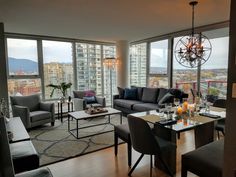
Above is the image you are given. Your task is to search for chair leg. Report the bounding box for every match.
[114,132,118,156]
[217,130,220,139]
[128,139,132,167]
[158,156,174,177]
[221,130,225,136]
[150,155,152,177]
[128,154,144,176]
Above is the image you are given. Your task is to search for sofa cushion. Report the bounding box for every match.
[10,94,40,112]
[117,87,125,99]
[113,99,143,109]
[30,111,51,122]
[158,93,174,105]
[182,139,223,177]
[156,88,169,103]
[168,88,183,99]
[133,103,159,112]
[131,86,143,101]
[10,140,39,173]
[124,88,137,100]
[141,88,158,103]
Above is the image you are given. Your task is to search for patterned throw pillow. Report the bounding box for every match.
[84,90,96,97]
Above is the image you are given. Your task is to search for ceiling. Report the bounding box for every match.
[0,0,230,42]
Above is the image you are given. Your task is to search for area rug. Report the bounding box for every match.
[29,115,127,166]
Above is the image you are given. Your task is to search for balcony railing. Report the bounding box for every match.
[175,80,227,99]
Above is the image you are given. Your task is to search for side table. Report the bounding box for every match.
[57,100,73,122]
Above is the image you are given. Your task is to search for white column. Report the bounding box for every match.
[116,40,130,88]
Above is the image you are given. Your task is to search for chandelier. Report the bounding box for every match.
[174,1,212,68]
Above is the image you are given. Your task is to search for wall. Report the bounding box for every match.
[223,0,236,176]
[0,23,9,115]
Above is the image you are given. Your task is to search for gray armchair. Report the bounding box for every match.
[73,90,106,111]
[10,94,55,129]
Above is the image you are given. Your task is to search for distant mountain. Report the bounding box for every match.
[8,57,38,74]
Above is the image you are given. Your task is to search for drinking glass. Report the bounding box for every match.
[174,98,180,107]
[159,108,165,119]
[166,103,172,119]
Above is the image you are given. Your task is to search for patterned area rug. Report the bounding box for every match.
[29,115,127,166]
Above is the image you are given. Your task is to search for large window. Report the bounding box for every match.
[149,39,168,88]
[172,37,197,100]
[103,45,117,105]
[130,43,147,87]
[201,29,229,98]
[7,38,41,96]
[76,43,102,95]
[42,40,73,100]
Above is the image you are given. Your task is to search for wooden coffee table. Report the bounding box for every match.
[68,107,122,139]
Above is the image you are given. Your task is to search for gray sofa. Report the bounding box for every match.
[113,87,188,115]
[10,94,55,129]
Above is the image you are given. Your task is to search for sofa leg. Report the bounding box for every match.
[51,122,55,126]
[181,166,187,177]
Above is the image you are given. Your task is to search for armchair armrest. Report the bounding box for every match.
[113,94,119,100]
[12,105,30,129]
[95,96,106,107]
[39,102,55,122]
[73,98,86,111]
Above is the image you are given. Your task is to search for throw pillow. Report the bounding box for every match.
[131,86,143,101]
[124,88,137,100]
[158,93,174,105]
[156,88,169,103]
[117,87,125,99]
[83,96,97,104]
[141,88,158,103]
[84,90,96,97]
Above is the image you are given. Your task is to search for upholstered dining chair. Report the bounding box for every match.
[10,94,55,129]
[127,115,174,177]
[213,99,226,139]
[73,90,106,111]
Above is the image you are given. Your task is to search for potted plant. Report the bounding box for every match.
[47,82,72,102]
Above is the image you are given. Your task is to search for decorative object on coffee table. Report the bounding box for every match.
[85,106,108,115]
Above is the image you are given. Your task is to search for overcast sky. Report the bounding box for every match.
[7,36,229,69]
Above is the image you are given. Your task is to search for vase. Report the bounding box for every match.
[59,96,66,103]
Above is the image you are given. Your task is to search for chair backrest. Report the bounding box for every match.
[73,90,96,99]
[213,99,226,108]
[127,115,160,155]
[10,94,40,112]
[0,116,15,177]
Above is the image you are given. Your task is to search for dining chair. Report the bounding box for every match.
[213,99,226,139]
[127,115,174,177]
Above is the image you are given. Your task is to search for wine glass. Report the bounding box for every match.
[174,98,180,107]
[166,103,172,119]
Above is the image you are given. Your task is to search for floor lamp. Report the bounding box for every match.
[103,57,117,106]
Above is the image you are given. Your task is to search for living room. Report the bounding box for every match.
[0,0,235,177]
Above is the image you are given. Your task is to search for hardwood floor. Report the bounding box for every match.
[47,130,201,177]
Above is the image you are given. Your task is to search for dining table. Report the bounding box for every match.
[128,106,226,174]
